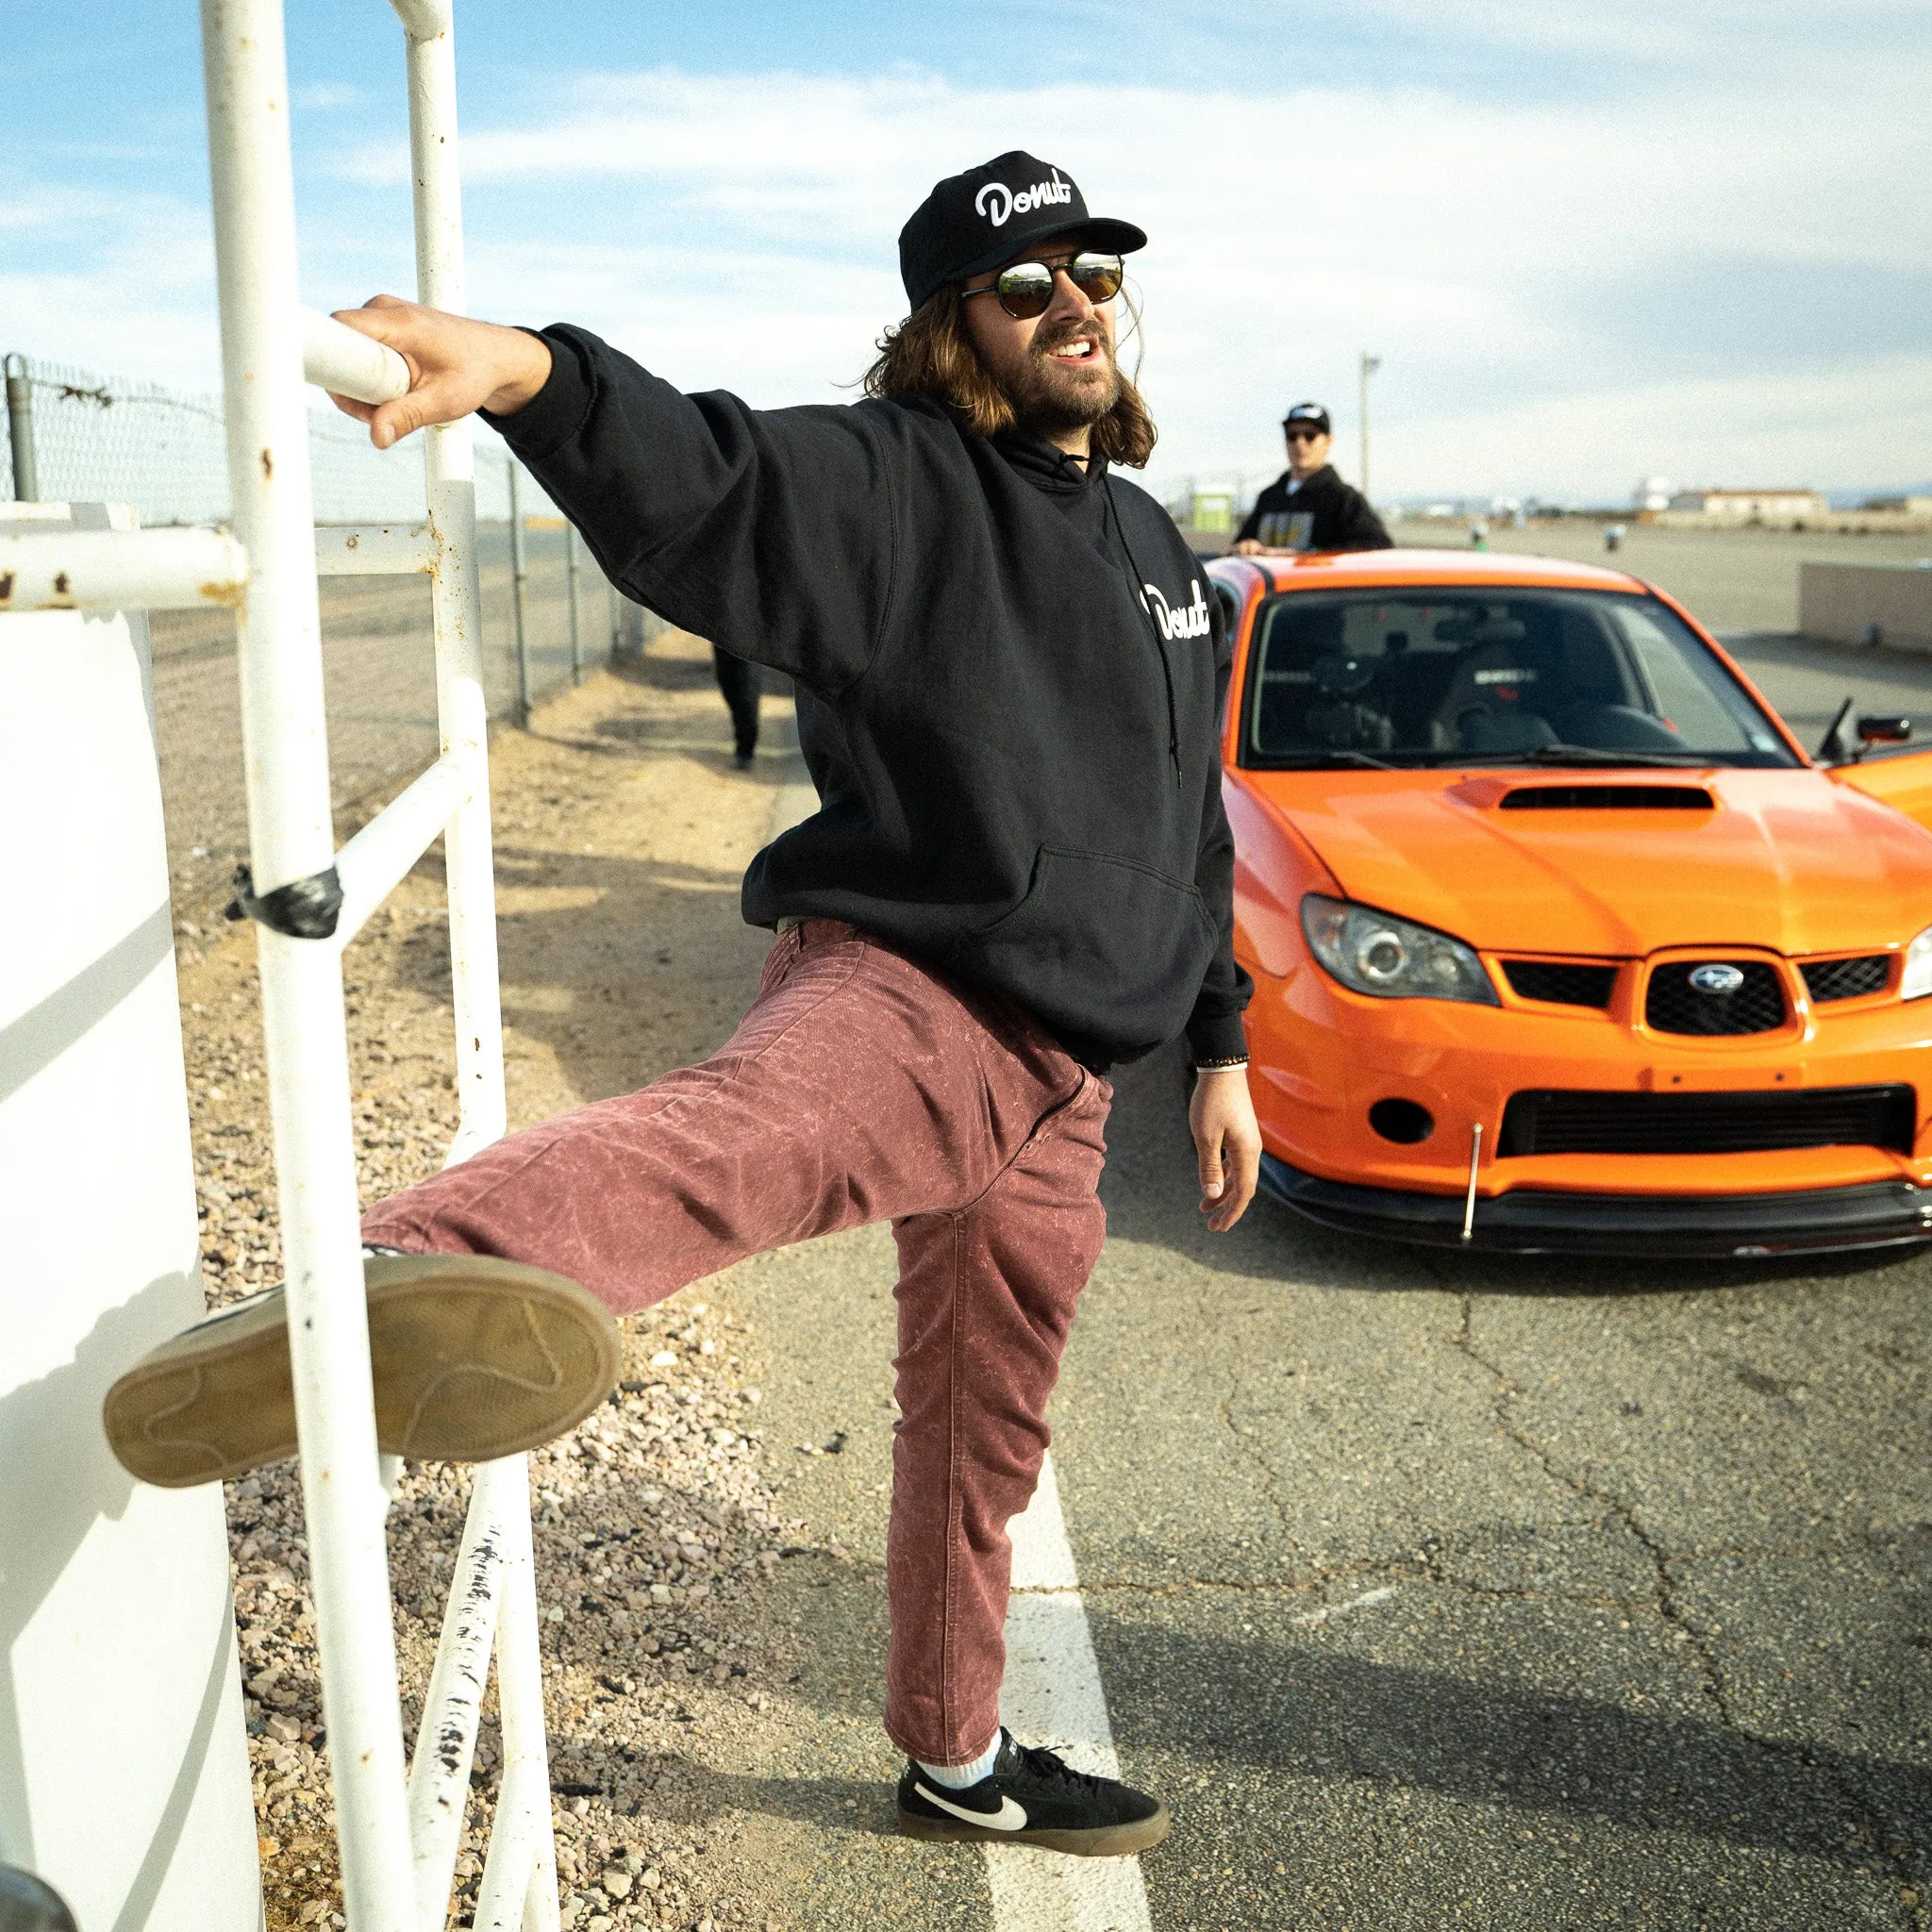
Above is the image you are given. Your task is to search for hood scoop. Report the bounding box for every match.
[1496,783,1715,813]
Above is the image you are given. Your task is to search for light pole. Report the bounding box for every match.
[1359,351,1382,503]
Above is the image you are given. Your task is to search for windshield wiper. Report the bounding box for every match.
[1266,750,1398,770]
[1449,743,1716,770]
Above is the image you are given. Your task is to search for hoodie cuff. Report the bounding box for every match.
[1184,1007,1249,1068]
[479,326,592,462]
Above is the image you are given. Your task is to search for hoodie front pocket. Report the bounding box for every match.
[949,844,1215,1055]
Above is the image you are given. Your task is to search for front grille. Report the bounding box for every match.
[1801,954,1891,1003]
[1645,959,1787,1036]
[1503,959,1618,1008]
[1499,785,1714,812]
[1498,1085,1917,1158]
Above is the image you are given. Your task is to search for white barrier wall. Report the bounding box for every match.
[0,504,261,1926]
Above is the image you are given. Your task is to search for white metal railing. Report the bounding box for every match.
[11,1,561,1925]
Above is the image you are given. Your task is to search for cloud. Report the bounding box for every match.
[0,179,218,387]
[367,58,1931,498]
[292,81,361,111]
[6,28,1929,507]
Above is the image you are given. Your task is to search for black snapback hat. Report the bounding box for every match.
[897,150,1147,313]
[1283,402,1332,434]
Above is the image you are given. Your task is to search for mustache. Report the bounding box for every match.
[1030,320,1111,360]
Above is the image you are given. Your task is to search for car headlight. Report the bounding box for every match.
[1301,893,1499,1005]
[1902,924,1932,1000]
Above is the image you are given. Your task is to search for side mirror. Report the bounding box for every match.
[1817,695,1856,764]
[1858,715,1911,745]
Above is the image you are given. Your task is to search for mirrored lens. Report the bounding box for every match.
[993,264,1055,318]
[1067,253,1124,302]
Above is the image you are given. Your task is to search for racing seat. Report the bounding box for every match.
[1427,638,1558,754]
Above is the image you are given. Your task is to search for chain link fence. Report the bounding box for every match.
[4,347,668,936]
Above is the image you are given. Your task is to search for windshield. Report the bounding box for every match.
[1239,587,1800,770]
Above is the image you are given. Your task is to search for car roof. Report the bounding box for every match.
[1213,546,1651,596]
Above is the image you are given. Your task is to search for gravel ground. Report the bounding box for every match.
[154,524,630,937]
[173,638,818,1932]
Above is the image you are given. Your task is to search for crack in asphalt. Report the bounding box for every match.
[1451,1289,1928,1928]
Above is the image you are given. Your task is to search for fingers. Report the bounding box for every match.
[1208,1128,1260,1232]
[368,393,427,451]
[366,379,463,450]
[328,299,430,447]
[332,293,409,325]
[1197,1135,1225,1208]
[1191,1068,1261,1232]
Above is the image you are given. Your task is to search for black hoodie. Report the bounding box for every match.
[1234,463,1390,553]
[491,325,1252,1071]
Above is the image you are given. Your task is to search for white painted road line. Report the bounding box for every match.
[989,1454,1154,1932]
[1292,1585,1396,1627]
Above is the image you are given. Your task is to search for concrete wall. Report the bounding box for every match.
[0,505,260,1927]
[1801,561,1932,653]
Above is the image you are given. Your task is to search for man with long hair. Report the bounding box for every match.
[106,151,1257,1857]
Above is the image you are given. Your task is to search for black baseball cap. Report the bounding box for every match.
[1283,402,1332,434]
[898,150,1147,313]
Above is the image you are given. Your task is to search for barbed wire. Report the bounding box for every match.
[3,350,540,525]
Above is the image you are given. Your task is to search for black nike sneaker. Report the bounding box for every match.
[896,1730,1170,1857]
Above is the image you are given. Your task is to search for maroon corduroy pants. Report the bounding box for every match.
[361,919,1111,1764]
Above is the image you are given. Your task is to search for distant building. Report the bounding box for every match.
[1634,476,1674,511]
[1670,488,1830,521]
[1189,489,1234,534]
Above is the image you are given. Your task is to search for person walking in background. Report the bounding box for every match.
[1233,401,1391,554]
[712,643,761,768]
[105,149,1259,1861]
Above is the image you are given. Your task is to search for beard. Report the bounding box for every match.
[1008,319,1121,437]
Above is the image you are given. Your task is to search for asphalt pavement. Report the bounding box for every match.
[708,614,1932,1930]
[1726,632,1932,767]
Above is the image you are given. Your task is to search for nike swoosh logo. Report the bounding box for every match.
[913,1782,1028,1831]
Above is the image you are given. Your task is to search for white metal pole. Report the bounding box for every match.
[302,308,411,404]
[0,527,248,612]
[199,4,418,1928]
[391,24,555,1932]
[5,354,39,502]
[406,1463,511,1928]
[472,1459,559,1932]
[391,0,508,1163]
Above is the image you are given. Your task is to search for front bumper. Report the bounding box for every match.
[1257,1153,1932,1257]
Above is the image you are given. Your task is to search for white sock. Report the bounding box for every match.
[915,1731,1003,1789]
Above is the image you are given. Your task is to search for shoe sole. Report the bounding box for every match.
[103,1255,622,1488]
[897,1801,1171,1857]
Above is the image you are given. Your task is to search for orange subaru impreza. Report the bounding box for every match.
[1208,546,1932,1256]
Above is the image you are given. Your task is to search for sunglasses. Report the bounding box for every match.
[961,252,1126,320]
[1284,426,1327,442]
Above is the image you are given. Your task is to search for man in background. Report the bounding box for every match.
[712,644,761,769]
[1233,401,1390,554]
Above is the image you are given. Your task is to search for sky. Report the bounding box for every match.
[6,0,1931,507]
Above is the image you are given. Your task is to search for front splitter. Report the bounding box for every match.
[1257,1154,1932,1257]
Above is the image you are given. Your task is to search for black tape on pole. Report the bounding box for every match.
[225,862,344,940]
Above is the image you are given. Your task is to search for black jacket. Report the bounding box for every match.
[1235,464,1390,553]
[491,326,1252,1070]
